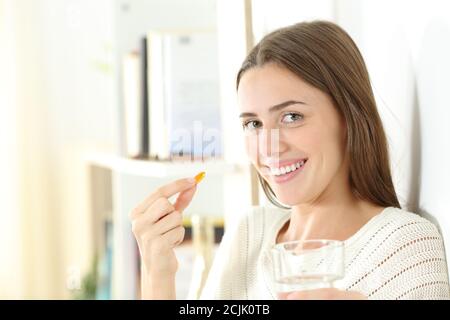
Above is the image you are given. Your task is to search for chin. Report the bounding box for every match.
[272,193,303,207]
[263,180,302,207]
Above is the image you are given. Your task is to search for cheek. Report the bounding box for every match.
[286,126,320,153]
[301,118,345,158]
[244,134,259,162]
[316,126,347,170]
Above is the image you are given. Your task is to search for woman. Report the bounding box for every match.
[130,21,450,300]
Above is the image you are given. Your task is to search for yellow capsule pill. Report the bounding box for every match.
[194,171,206,184]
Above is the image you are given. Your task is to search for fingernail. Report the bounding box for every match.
[194,171,206,184]
[187,178,196,184]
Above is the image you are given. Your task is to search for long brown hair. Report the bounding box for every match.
[236,20,400,210]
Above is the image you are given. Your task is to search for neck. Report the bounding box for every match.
[278,189,384,243]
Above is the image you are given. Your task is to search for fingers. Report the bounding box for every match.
[285,288,367,300]
[338,291,366,300]
[129,175,203,276]
[146,197,175,223]
[130,178,196,219]
[174,184,197,212]
[157,177,197,199]
[154,225,185,250]
[286,288,341,300]
[277,292,290,300]
[141,183,196,224]
[153,211,183,235]
[164,225,185,247]
[132,206,181,236]
[131,198,174,233]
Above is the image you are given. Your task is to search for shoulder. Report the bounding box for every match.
[358,207,449,299]
[367,207,445,258]
[376,207,443,245]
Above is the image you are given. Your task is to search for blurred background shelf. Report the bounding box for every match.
[85,153,246,178]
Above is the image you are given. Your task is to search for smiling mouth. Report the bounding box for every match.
[269,159,308,176]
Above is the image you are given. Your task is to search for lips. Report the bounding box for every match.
[265,158,308,169]
[269,159,307,176]
[258,158,308,183]
[271,159,307,184]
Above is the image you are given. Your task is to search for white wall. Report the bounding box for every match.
[252,0,335,43]
[0,0,23,299]
[336,0,450,264]
[3,0,117,298]
[41,0,116,298]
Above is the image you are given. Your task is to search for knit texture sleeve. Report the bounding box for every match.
[365,219,450,300]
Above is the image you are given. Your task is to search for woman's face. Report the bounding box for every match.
[237,63,348,206]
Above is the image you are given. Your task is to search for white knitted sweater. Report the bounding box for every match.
[200,206,450,300]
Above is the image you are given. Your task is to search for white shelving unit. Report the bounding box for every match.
[86,153,244,178]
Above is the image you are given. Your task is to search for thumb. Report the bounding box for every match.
[174,184,197,212]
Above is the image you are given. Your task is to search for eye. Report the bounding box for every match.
[281,112,303,124]
[242,119,262,131]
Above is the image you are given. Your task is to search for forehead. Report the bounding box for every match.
[237,63,319,111]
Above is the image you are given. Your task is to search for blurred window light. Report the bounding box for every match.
[0,0,23,299]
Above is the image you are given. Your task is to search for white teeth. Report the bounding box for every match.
[270,160,306,176]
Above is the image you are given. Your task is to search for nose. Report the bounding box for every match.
[258,128,288,159]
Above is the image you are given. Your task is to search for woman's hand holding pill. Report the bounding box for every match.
[129,172,205,299]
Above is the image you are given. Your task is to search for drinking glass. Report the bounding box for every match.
[267,239,344,295]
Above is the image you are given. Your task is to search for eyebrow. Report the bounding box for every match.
[239,100,307,118]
